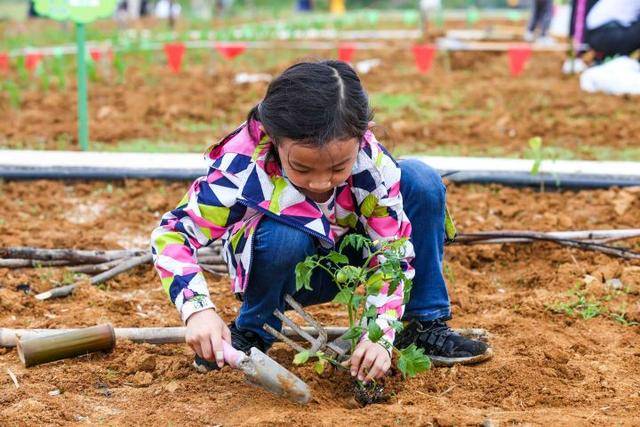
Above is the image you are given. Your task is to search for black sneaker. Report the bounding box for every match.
[193,322,268,372]
[394,319,492,367]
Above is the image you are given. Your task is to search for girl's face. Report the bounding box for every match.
[277,137,359,202]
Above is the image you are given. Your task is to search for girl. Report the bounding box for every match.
[151,61,490,383]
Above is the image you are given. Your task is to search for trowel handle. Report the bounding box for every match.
[222,340,244,368]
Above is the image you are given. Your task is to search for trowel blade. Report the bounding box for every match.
[238,347,311,404]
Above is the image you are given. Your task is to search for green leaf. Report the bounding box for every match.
[365,272,384,295]
[337,265,363,284]
[314,360,326,375]
[397,344,431,378]
[327,251,349,265]
[389,320,404,332]
[342,326,363,341]
[293,350,310,365]
[363,305,378,318]
[339,234,370,253]
[351,294,364,310]
[295,258,316,292]
[367,320,383,343]
[332,288,352,305]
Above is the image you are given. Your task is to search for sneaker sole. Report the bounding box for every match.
[429,346,494,367]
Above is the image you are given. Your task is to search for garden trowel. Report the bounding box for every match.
[222,341,311,404]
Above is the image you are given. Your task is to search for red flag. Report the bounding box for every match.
[90,48,114,63]
[164,42,186,73]
[0,52,9,73]
[412,44,437,74]
[90,49,102,62]
[215,43,246,60]
[25,52,43,73]
[337,43,356,63]
[508,44,532,77]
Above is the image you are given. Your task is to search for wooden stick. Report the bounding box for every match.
[0,326,488,347]
[66,259,123,274]
[0,247,143,263]
[454,231,640,259]
[34,254,152,300]
[455,229,640,244]
[16,324,116,367]
[0,259,73,268]
[200,264,228,275]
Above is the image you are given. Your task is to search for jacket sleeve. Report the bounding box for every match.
[358,143,415,353]
[150,158,246,324]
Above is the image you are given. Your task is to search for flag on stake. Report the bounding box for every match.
[0,52,9,73]
[412,44,437,74]
[25,52,43,73]
[508,44,532,76]
[89,48,113,63]
[90,49,101,62]
[164,42,186,73]
[337,43,356,63]
[215,43,246,60]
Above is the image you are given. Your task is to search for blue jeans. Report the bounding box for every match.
[235,159,451,345]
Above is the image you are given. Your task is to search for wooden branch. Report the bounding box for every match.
[454,230,640,260]
[0,259,73,268]
[455,229,640,244]
[66,259,123,274]
[16,324,116,367]
[34,254,152,300]
[200,264,228,275]
[0,247,144,263]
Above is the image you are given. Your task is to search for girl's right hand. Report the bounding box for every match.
[185,308,231,368]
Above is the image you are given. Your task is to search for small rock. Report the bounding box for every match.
[126,353,156,373]
[165,381,179,393]
[605,278,623,291]
[482,419,496,427]
[132,371,153,387]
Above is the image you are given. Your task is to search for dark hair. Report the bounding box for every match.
[247,60,373,147]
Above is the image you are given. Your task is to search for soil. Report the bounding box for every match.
[1,179,639,425]
[1,37,639,159]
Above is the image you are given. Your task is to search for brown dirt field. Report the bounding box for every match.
[1,179,639,425]
[2,43,639,159]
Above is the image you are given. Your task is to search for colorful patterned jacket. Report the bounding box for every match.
[151,118,415,349]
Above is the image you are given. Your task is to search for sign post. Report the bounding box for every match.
[35,0,117,150]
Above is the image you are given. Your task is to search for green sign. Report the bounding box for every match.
[35,0,117,24]
[33,0,117,151]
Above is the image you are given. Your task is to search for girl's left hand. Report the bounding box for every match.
[346,341,391,383]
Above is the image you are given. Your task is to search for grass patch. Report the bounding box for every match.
[546,283,638,325]
[91,139,203,153]
[369,92,425,120]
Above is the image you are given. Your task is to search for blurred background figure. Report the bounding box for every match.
[525,0,555,44]
[297,0,314,12]
[585,0,640,57]
[330,0,345,15]
[420,0,441,39]
[155,0,182,19]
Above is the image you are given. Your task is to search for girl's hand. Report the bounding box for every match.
[185,308,231,368]
[347,341,391,383]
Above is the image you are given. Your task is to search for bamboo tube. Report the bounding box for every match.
[1,326,347,347]
[16,324,116,367]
